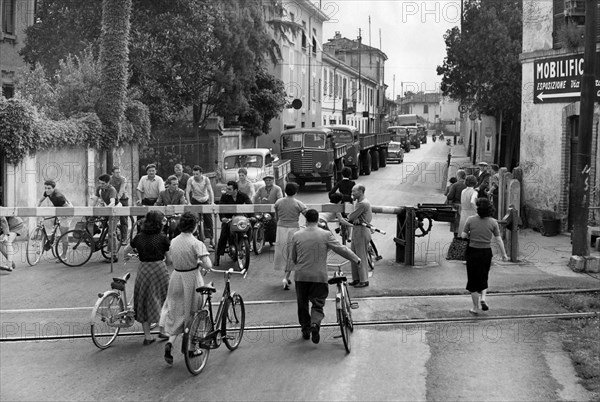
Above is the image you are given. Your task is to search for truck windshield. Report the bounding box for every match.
[389,142,402,151]
[223,154,263,169]
[303,133,326,149]
[328,130,354,143]
[281,134,302,150]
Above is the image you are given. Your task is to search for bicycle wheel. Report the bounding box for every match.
[367,244,375,272]
[57,230,94,267]
[337,293,351,353]
[91,293,123,349]
[223,293,245,350]
[50,226,63,258]
[100,229,122,260]
[184,310,211,375]
[252,225,265,255]
[343,283,355,332]
[237,238,251,271]
[26,227,46,266]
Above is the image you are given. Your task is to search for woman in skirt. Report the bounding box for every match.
[457,175,478,236]
[125,210,171,344]
[461,198,508,315]
[273,182,307,290]
[161,212,212,366]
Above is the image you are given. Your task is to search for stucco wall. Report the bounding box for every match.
[520,60,565,215]
[522,0,553,53]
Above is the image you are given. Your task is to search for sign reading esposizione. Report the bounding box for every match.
[533,53,600,104]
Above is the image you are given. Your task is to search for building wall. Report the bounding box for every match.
[520,0,600,227]
[259,0,328,154]
[0,0,35,96]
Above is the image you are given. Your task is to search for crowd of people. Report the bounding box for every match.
[445,161,508,314]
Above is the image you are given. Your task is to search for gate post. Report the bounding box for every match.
[394,207,415,265]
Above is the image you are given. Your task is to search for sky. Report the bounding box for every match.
[318,0,461,99]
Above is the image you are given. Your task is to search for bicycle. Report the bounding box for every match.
[182,267,246,375]
[26,217,64,266]
[361,222,385,276]
[90,254,159,349]
[57,216,122,267]
[90,271,135,349]
[327,259,358,353]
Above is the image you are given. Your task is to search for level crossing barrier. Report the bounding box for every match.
[1,203,518,267]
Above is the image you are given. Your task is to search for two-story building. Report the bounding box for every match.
[520,0,600,230]
[396,92,442,128]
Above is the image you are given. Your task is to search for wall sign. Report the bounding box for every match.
[533,53,600,104]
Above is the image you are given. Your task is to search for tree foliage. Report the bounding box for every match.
[436,0,522,120]
[97,0,132,149]
[20,0,287,135]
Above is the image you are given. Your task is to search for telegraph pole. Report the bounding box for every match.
[573,0,596,256]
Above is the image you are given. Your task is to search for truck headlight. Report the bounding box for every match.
[315,162,322,169]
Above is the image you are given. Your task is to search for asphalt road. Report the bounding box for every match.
[0,138,595,401]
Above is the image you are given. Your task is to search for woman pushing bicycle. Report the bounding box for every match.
[160,212,212,366]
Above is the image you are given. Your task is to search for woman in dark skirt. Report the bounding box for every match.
[461,198,508,315]
[124,210,172,344]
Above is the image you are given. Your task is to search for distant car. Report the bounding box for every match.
[386,141,404,163]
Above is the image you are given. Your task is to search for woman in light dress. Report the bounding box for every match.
[161,212,212,366]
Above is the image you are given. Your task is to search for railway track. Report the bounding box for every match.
[1,289,597,343]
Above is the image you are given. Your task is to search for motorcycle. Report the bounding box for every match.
[225,215,252,271]
[250,212,276,255]
[446,138,452,146]
[432,135,437,142]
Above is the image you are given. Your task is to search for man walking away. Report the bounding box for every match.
[288,209,360,344]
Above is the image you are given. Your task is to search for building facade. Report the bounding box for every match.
[258,0,329,155]
[520,0,600,229]
[397,92,442,127]
[0,0,34,98]
[323,32,388,133]
[321,48,380,132]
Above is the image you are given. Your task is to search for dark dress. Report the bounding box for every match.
[463,216,500,293]
[131,232,170,323]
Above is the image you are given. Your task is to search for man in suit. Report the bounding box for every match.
[288,209,360,344]
[475,161,491,198]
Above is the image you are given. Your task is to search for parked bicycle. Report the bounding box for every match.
[26,216,65,266]
[327,260,358,353]
[57,216,122,267]
[90,271,135,349]
[361,222,385,275]
[182,267,246,375]
[90,255,156,349]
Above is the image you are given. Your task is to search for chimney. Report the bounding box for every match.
[334,31,341,39]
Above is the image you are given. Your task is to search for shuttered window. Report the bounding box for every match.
[554,0,600,49]
[2,0,16,35]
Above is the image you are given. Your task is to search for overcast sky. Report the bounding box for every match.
[319,0,460,99]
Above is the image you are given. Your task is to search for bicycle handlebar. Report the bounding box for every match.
[359,222,386,235]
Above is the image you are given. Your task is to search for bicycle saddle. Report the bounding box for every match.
[328,276,347,285]
[196,283,217,294]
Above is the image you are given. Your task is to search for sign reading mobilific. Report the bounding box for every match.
[533,53,600,103]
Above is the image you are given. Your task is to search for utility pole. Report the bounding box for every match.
[573,0,596,256]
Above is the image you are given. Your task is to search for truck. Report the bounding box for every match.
[317,124,391,179]
[387,126,411,153]
[215,148,290,200]
[396,114,427,145]
[280,128,349,191]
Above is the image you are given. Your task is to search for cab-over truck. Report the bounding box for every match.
[319,125,391,179]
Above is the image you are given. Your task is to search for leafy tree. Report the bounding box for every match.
[238,67,286,135]
[436,0,522,119]
[20,0,287,134]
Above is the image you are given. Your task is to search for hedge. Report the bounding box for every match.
[0,97,150,165]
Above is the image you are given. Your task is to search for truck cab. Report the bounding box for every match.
[387,126,411,153]
[317,124,361,179]
[280,128,345,191]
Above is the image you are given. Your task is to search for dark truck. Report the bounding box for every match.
[387,126,411,153]
[280,128,348,191]
[318,124,391,179]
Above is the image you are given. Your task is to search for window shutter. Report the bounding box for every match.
[553,0,565,49]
